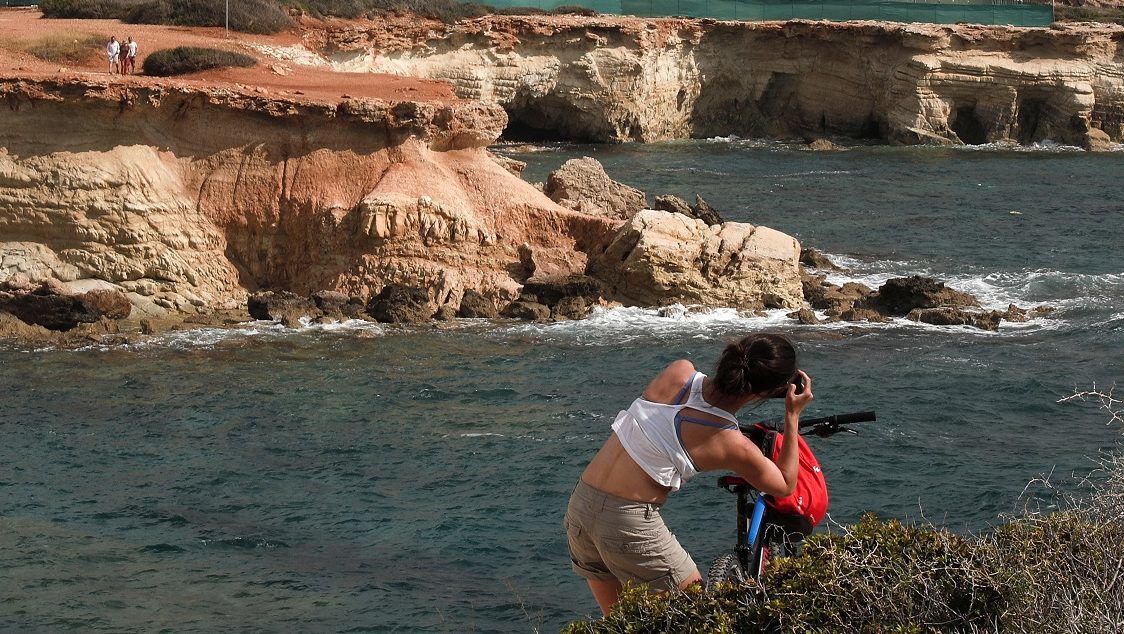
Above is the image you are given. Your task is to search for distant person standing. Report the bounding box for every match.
[107,36,121,74]
[125,37,138,75]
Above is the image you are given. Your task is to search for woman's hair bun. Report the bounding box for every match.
[713,334,797,398]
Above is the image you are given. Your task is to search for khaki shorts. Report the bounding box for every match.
[564,479,697,592]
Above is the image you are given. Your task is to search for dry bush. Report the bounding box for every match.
[1053,5,1124,25]
[11,33,107,64]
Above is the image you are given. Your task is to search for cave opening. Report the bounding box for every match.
[1017,98,1046,144]
[951,104,988,145]
[500,116,579,143]
[498,97,609,143]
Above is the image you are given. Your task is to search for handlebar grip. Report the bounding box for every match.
[797,411,877,429]
[831,411,877,426]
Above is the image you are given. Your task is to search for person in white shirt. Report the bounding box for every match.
[125,37,138,75]
[107,37,120,74]
[565,333,813,614]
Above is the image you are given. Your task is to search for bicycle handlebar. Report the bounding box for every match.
[741,410,876,437]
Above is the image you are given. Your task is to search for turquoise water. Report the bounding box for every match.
[2,140,1122,631]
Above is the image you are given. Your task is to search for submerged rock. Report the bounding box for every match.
[248,291,318,324]
[501,299,551,321]
[800,248,844,271]
[863,276,979,316]
[908,307,1002,331]
[0,283,131,331]
[458,290,499,319]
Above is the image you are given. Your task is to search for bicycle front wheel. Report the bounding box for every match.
[706,552,747,590]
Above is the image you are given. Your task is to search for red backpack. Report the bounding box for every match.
[754,424,829,536]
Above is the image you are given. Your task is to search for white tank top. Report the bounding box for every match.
[611,372,740,492]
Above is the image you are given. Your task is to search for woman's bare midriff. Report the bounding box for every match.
[580,433,671,504]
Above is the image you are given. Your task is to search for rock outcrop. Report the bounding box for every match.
[543,157,648,220]
[0,76,806,334]
[800,267,1047,330]
[317,16,1124,148]
[590,210,803,309]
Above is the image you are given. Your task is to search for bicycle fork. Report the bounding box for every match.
[737,487,769,580]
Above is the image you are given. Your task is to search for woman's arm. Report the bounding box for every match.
[641,359,696,404]
[721,371,813,497]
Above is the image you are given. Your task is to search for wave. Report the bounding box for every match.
[695,136,1117,154]
[487,302,1055,346]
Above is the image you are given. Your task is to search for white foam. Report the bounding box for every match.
[126,318,384,350]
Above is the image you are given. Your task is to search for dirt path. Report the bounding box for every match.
[0,7,456,102]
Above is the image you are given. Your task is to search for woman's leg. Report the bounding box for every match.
[587,577,623,615]
[678,570,703,590]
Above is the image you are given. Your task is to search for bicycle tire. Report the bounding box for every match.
[706,552,747,590]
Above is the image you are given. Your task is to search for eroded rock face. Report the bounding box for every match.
[0,77,617,319]
[589,210,803,310]
[324,17,1124,148]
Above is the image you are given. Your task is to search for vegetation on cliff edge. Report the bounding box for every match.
[40,0,597,28]
[566,388,1124,633]
[40,0,292,34]
[2,33,106,64]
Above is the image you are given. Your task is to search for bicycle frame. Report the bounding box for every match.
[718,475,770,580]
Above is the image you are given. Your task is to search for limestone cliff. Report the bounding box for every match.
[314,16,1124,148]
[0,75,803,319]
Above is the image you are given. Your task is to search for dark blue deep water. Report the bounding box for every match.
[2,141,1122,632]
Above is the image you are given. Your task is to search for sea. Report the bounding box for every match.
[1,139,1122,632]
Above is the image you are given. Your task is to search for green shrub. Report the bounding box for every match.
[125,0,292,34]
[141,46,257,76]
[494,5,547,15]
[39,0,144,19]
[19,33,106,64]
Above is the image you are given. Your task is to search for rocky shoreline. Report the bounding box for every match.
[0,148,1049,348]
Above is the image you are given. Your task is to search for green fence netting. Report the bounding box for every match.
[481,0,1053,26]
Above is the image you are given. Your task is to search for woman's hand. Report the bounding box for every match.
[785,370,813,417]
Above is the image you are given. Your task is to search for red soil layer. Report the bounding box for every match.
[0,7,456,103]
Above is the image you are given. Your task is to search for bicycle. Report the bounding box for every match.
[707,411,877,588]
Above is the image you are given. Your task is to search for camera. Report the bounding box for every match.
[771,372,805,398]
[792,373,806,395]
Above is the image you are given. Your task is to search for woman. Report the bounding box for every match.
[564,333,813,614]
